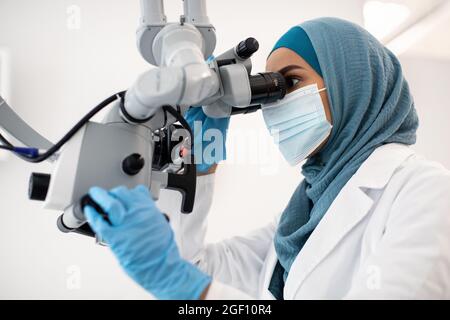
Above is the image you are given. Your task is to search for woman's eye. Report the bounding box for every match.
[286,77,301,88]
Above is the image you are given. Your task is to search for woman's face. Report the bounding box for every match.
[265,47,333,155]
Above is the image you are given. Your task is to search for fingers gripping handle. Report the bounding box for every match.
[57,195,110,238]
[81,194,171,222]
[58,194,171,239]
[80,195,112,225]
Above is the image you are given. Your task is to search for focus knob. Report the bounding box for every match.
[122,153,145,176]
[236,37,259,60]
[29,173,51,201]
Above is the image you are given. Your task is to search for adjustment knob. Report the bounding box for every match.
[29,173,51,201]
[122,154,145,176]
[236,37,259,60]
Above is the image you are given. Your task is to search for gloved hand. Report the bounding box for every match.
[84,185,212,300]
[185,107,230,173]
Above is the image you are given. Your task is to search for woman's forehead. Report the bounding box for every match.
[266,48,311,72]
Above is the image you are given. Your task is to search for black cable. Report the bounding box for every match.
[162,108,168,127]
[1,94,191,165]
[162,105,193,150]
[0,145,14,151]
[0,132,13,147]
[1,91,125,163]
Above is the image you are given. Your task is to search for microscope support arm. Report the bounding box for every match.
[140,0,166,25]
[0,95,53,150]
[124,2,219,122]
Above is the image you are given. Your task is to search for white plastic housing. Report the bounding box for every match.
[125,23,219,120]
[183,0,210,25]
[140,0,167,25]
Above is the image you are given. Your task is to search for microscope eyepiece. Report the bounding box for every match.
[249,72,287,105]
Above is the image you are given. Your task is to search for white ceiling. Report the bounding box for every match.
[367,0,450,60]
[407,13,450,60]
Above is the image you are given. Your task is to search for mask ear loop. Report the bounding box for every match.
[291,85,327,99]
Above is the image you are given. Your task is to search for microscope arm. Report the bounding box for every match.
[124,1,220,122]
[124,63,220,122]
[0,95,53,150]
[140,0,166,25]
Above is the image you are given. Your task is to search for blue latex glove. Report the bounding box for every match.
[84,185,212,300]
[185,107,230,173]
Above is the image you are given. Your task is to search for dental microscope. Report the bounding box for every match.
[0,0,286,242]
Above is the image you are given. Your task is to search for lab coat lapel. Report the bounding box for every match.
[283,183,374,299]
[283,144,416,299]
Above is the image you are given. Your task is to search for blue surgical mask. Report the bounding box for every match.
[262,83,332,166]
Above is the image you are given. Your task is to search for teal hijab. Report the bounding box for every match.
[269,18,419,299]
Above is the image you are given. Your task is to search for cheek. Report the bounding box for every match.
[320,92,333,125]
[302,75,326,90]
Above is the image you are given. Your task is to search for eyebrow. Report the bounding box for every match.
[277,65,305,75]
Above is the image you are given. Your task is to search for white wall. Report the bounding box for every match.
[3,0,447,299]
[400,55,450,169]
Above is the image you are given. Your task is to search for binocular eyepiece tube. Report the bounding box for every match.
[249,72,287,105]
[235,38,287,105]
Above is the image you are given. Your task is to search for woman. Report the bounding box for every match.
[85,18,450,299]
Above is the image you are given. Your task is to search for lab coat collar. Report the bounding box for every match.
[352,143,415,190]
[283,143,415,299]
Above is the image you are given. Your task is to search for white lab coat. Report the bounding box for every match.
[157,143,450,299]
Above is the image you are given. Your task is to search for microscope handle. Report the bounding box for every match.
[57,195,111,241]
[80,195,112,225]
[57,193,171,239]
[166,158,197,214]
[80,194,171,224]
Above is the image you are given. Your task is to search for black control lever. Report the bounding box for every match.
[166,156,197,214]
[161,105,197,214]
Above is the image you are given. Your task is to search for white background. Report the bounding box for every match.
[0,0,449,299]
